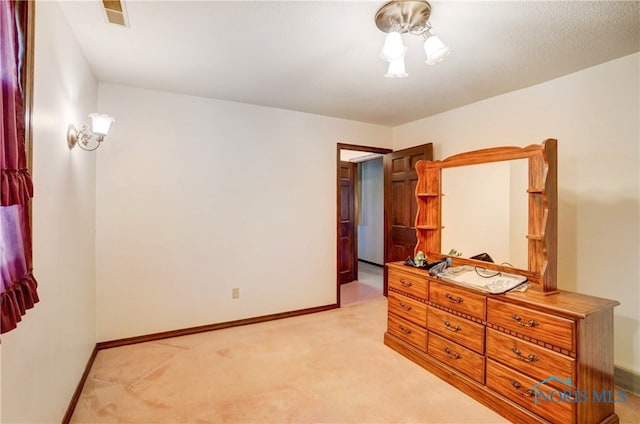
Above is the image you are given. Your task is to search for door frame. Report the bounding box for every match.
[336,143,392,306]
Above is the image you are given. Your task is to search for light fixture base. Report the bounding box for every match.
[67,124,78,149]
[375,0,432,34]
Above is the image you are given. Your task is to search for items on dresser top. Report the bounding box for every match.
[404,250,528,294]
[403,251,451,272]
[437,265,528,294]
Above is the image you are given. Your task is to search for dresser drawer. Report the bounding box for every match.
[427,306,485,353]
[388,267,429,299]
[486,359,574,424]
[388,291,427,327]
[487,299,575,352]
[429,281,486,320]
[428,332,484,384]
[388,313,427,351]
[486,329,574,390]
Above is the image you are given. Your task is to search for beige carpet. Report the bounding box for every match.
[71,298,639,423]
[340,281,384,306]
[355,261,384,291]
[341,261,385,305]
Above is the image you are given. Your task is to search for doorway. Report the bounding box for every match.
[336,142,434,307]
[336,143,391,306]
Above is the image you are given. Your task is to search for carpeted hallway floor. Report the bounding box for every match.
[341,261,384,306]
[71,298,639,423]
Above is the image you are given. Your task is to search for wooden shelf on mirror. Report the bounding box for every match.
[415,225,443,230]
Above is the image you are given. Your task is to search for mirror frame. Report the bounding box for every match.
[414,139,557,293]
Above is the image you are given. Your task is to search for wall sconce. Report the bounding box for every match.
[67,113,115,151]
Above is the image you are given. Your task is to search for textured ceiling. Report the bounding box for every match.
[58,1,640,127]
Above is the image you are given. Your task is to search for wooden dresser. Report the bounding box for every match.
[385,140,620,423]
[386,262,620,424]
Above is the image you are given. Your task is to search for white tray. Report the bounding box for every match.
[437,265,527,294]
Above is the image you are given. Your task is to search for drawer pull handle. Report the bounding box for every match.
[511,347,539,363]
[446,293,463,303]
[511,380,535,397]
[444,347,461,360]
[399,302,412,311]
[512,314,539,328]
[444,321,461,332]
[400,279,413,288]
[398,325,412,335]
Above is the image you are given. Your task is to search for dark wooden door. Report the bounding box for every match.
[339,161,357,284]
[383,143,433,294]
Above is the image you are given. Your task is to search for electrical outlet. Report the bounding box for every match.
[232,288,239,299]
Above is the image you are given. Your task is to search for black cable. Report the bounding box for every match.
[474,266,501,278]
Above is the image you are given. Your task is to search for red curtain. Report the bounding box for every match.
[1,0,39,334]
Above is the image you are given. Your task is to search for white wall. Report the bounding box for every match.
[1,2,98,422]
[358,158,384,264]
[393,53,640,374]
[95,84,392,341]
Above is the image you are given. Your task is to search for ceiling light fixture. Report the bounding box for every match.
[67,113,115,151]
[375,0,450,78]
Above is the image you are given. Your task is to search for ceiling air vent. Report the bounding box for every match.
[102,0,128,27]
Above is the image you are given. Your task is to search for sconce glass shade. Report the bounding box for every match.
[68,112,115,151]
[89,113,115,137]
[385,57,408,78]
[381,31,407,61]
[424,32,450,65]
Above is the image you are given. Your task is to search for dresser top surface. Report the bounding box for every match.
[387,262,619,318]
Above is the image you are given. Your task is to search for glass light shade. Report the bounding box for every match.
[384,57,408,78]
[89,113,115,136]
[381,31,407,61]
[424,34,450,65]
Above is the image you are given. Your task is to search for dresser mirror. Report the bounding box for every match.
[414,139,557,292]
[441,159,528,270]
